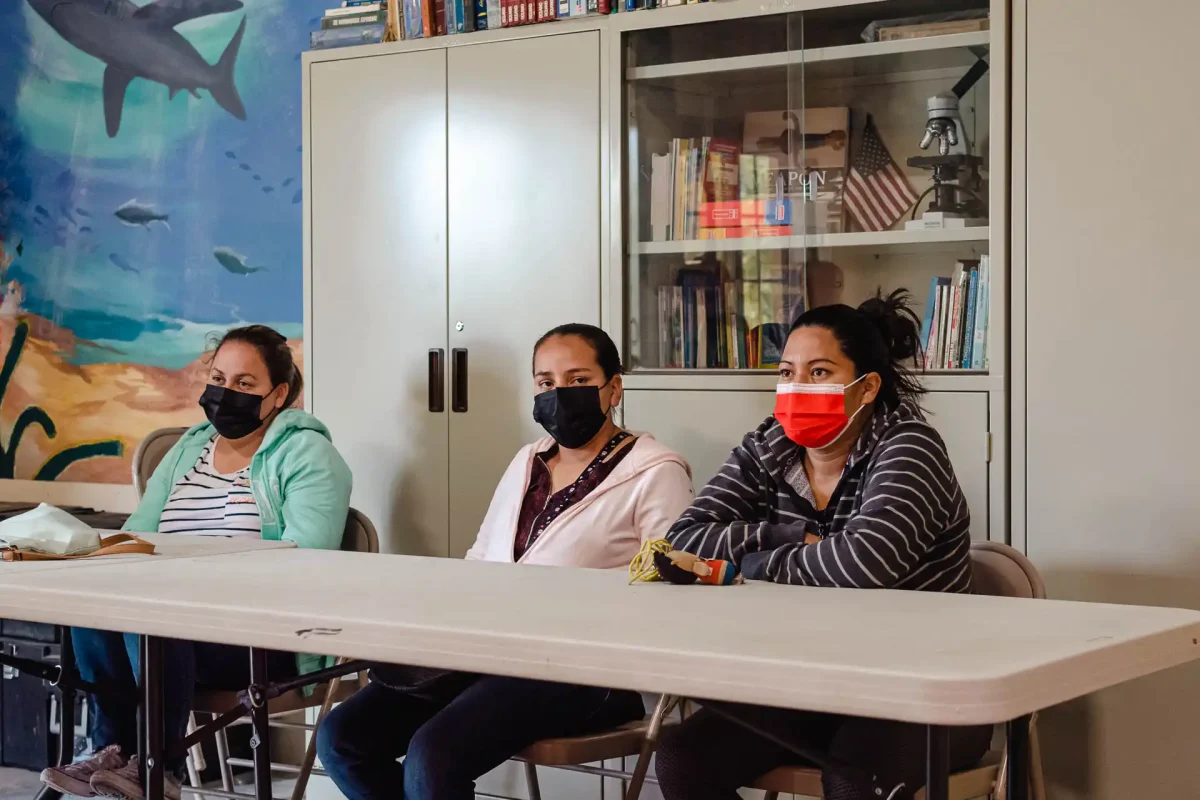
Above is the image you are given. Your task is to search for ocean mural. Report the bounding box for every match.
[0,0,325,483]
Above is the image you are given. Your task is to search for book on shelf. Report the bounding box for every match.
[962,266,979,369]
[402,0,432,37]
[652,251,809,370]
[697,226,793,240]
[325,2,383,16]
[743,107,850,235]
[649,137,798,243]
[321,10,387,27]
[311,23,387,48]
[920,256,989,371]
[877,17,989,41]
[971,255,990,370]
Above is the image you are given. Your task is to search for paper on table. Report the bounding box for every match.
[0,504,100,556]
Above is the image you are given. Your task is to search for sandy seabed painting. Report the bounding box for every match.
[0,0,329,483]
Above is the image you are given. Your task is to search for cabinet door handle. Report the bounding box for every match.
[428,349,445,413]
[451,348,468,413]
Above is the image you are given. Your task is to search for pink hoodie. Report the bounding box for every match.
[466,434,694,568]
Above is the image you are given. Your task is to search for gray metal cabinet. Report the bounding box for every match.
[309,49,451,557]
[447,32,602,559]
[306,32,602,557]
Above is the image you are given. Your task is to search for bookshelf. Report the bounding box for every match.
[636,227,989,255]
[626,29,989,81]
[620,2,997,377]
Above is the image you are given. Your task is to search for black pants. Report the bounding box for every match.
[316,676,645,800]
[72,628,296,774]
[656,703,993,800]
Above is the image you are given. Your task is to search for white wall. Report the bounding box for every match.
[1023,1,1200,797]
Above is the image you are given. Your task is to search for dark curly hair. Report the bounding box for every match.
[790,288,925,411]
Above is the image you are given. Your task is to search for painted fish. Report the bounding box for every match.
[108,253,139,273]
[114,199,170,231]
[25,0,248,138]
[212,246,265,275]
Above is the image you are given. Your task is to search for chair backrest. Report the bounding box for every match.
[134,427,378,555]
[342,508,380,554]
[969,541,1046,600]
[132,427,188,501]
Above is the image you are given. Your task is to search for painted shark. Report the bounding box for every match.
[213,246,265,275]
[25,0,248,138]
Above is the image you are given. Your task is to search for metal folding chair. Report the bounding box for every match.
[753,542,1048,800]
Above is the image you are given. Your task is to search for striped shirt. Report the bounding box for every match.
[666,401,972,592]
[158,437,262,537]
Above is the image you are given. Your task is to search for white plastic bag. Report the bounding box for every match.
[0,504,101,556]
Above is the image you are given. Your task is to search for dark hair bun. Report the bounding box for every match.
[857,288,922,364]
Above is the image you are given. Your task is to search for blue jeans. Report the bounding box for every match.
[316,675,645,800]
[70,628,295,774]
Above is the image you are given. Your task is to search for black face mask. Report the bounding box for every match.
[199,385,269,440]
[532,385,609,450]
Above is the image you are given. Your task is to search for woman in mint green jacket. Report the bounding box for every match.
[41,325,351,800]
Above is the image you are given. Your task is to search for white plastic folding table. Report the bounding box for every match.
[2,545,1198,800]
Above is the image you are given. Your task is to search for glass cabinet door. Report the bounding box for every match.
[623,11,806,372]
[622,0,993,375]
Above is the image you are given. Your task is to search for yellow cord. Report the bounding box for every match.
[628,538,673,584]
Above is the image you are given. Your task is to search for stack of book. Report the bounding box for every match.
[311,1,389,50]
[654,254,806,370]
[310,0,715,47]
[919,255,990,371]
[649,138,791,243]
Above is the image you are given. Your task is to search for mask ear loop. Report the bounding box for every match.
[811,380,871,452]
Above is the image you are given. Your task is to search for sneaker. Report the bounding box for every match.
[91,756,182,800]
[40,745,127,798]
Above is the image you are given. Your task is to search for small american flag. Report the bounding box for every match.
[845,116,918,232]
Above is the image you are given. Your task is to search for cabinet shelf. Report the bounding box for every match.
[627,30,989,83]
[621,370,999,393]
[635,227,990,255]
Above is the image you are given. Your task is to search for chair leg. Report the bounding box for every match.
[289,659,350,800]
[184,748,204,800]
[1029,714,1046,800]
[994,714,1043,800]
[523,762,542,800]
[624,694,676,800]
[214,719,235,794]
[186,712,207,773]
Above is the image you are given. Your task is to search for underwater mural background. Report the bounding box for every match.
[0,0,326,483]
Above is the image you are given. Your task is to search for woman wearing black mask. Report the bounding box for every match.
[316,323,693,800]
[42,325,351,800]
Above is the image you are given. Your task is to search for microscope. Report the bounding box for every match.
[905,58,988,230]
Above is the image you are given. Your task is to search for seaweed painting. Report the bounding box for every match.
[0,320,123,479]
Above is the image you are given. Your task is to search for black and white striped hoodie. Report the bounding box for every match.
[665,401,972,592]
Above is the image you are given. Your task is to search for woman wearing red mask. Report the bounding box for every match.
[654,290,990,800]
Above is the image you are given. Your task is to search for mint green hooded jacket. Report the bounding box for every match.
[124,409,352,676]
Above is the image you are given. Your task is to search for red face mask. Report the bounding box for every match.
[774,376,867,449]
